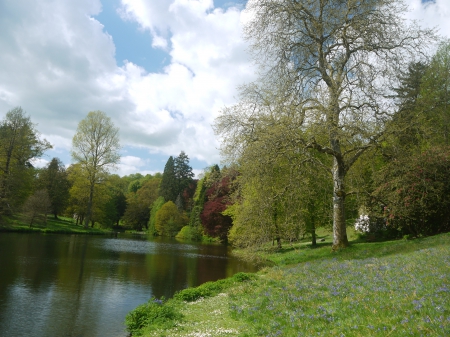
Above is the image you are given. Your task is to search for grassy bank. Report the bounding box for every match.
[126,232,450,336]
[0,215,113,235]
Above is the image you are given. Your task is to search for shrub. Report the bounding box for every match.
[124,297,182,336]
[354,215,387,234]
[175,225,203,241]
[174,273,256,302]
[373,146,450,236]
[155,201,185,236]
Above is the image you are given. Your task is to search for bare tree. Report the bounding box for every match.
[215,0,436,249]
[72,111,120,228]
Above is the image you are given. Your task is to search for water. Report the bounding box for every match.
[0,233,256,337]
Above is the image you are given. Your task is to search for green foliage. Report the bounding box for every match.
[124,298,182,336]
[419,40,450,146]
[102,176,127,227]
[227,145,332,248]
[159,152,195,207]
[214,0,436,250]
[36,158,70,218]
[0,107,51,215]
[159,156,177,202]
[155,201,185,237]
[148,196,165,236]
[174,272,256,302]
[66,165,114,227]
[123,179,160,231]
[174,151,195,204]
[71,111,120,227]
[22,189,51,227]
[373,146,450,236]
[175,225,202,241]
[187,167,220,240]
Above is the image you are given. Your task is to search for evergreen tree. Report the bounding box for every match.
[160,152,195,205]
[159,156,177,202]
[174,151,195,200]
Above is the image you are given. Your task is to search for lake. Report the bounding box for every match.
[0,233,256,337]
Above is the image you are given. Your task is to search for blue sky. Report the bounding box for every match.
[0,0,448,177]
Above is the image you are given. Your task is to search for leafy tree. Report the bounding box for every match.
[71,111,120,227]
[102,174,127,227]
[148,196,165,236]
[225,131,332,249]
[200,168,238,242]
[419,41,450,146]
[387,62,430,154]
[372,146,450,236]
[66,163,110,227]
[22,189,51,227]
[36,158,70,219]
[0,107,51,215]
[122,178,160,231]
[155,201,185,237]
[215,0,435,249]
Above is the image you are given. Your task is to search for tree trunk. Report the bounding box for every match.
[332,156,349,250]
[311,227,317,247]
[275,236,282,249]
[84,182,94,228]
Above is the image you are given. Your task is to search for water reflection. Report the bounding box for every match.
[0,233,256,337]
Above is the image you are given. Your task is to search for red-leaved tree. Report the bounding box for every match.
[200,171,237,242]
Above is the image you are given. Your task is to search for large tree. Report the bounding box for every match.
[0,107,51,215]
[36,157,70,219]
[215,0,434,249]
[159,156,177,202]
[174,151,195,202]
[160,152,195,205]
[71,111,120,227]
[122,178,160,231]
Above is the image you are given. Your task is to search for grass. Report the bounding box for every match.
[0,215,113,234]
[129,231,450,337]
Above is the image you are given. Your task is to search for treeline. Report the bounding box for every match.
[0,108,236,242]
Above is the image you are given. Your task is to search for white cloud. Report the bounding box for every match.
[116,155,152,176]
[30,158,50,169]
[116,0,256,162]
[404,0,450,39]
[1,0,448,176]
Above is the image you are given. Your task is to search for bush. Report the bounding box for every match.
[373,146,450,236]
[175,225,203,241]
[155,201,185,237]
[124,297,182,336]
[174,273,256,302]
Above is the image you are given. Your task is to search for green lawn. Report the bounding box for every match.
[129,232,450,336]
[0,215,112,234]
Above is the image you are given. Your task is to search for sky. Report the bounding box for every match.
[0,0,449,177]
